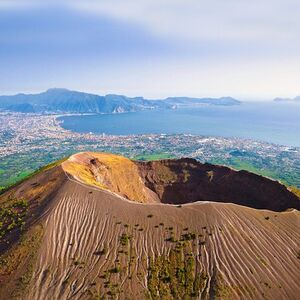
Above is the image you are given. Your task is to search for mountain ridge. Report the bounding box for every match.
[0,152,299,299]
[0,88,241,114]
[274,95,300,102]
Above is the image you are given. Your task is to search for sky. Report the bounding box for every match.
[0,0,300,100]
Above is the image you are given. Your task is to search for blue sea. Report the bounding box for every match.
[59,102,300,147]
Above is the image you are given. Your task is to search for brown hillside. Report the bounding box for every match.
[0,152,299,300]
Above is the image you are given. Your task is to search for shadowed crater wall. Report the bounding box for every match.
[135,158,300,211]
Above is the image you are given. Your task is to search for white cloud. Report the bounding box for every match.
[68,0,300,44]
[0,0,37,9]
[1,0,300,98]
[107,58,300,99]
[2,0,300,43]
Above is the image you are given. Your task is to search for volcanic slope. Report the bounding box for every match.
[0,152,299,300]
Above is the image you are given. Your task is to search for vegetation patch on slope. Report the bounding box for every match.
[0,196,28,246]
[0,224,43,299]
[147,242,208,299]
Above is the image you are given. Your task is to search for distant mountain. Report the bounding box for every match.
[274,96,300,102]
[0,88,241,114]
[164,96,240,107]
[0,88,170,114]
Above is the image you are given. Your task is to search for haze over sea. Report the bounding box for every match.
[59,102,300,147]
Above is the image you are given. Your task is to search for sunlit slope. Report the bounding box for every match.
[27,181,300,299]
[62,152,159,203]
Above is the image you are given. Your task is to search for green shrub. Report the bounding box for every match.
[119,233,130,246]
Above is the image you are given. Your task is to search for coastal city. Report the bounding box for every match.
[1,112,299,189]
